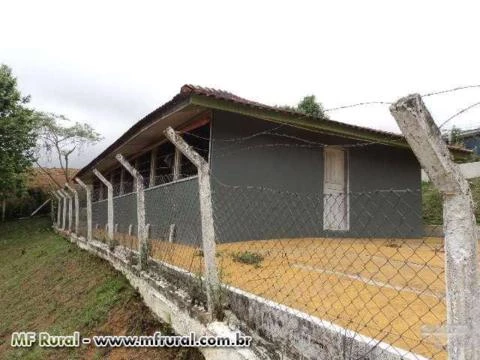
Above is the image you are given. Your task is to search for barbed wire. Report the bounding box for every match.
[325,101,393,112]
[439,101,480,129]
[324,84,480,113]
[180,124,288,143]
[422,84,480,98]
[209,171,420,197]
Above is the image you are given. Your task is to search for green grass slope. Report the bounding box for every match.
[0,217,203,360]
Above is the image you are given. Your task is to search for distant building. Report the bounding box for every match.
[454,128,480,155]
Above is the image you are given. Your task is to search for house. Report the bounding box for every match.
[447,127,480,155]
[75,85,469,243]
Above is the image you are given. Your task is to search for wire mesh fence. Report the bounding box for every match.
[211,181,447,359]
[68,171,464,358]
[63,117,480,360]
[76,180,456,358]
[51,87,480,359]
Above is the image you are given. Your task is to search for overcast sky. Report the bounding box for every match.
[2,0,480,168]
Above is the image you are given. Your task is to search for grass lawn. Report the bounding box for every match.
[0,217,203,360]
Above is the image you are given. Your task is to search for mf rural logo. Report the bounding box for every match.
[11,332,81,347]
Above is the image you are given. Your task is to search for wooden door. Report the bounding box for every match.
[323,147,349,231]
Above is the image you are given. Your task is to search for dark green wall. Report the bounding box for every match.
[210,110,422,242]
[144,178,201,246]
[91,179,201,246]
[91,110,423,246]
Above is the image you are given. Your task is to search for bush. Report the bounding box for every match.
[3,188,50,220]
[422,178,480,224]
[232,251,264,266]
[422,182,443,225]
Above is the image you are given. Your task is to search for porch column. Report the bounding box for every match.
[98,181,104,200]
[119,168,125,195]
[149,147,158,187]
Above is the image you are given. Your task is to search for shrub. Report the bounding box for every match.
[422,182,443,225]
[232,251,264,266]
[422,178,480,224]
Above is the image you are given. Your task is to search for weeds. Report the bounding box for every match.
[232,251,264,266]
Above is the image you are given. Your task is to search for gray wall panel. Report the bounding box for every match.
[145,178,201,246]
[113,193,137,235]
[92,200,107,228]
[210,110,422,242]
[90,110,423,244]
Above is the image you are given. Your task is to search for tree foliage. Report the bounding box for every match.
[0,64,39,200]
[297,95,328,119]
[447,126,464,147]
[37,113,102,182]
[277,94,329,120]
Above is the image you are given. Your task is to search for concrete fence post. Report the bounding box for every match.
[93,169,114,244]
[390,94,480,360]
[52,191,62,228]
[164,126,221,319]
[56,190,62,229]
[65,183,79,235]
[115,154,148,270]
[57,190,67,230]
[63,187,73,232]
[50,197,54,222]
[75,178,93,241]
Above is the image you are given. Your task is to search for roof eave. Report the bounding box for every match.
[77,89,472,181]
[190,93,471,161]
[76,95,193,179]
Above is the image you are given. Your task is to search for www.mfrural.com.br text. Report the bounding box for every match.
[11,331,252,348]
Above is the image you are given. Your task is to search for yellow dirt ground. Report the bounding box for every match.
[149,237,447,359]
[93,229,448,358]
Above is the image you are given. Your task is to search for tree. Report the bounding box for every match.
[297,95,328,119]
[37,113,102,182]
[447,126,464,147]
[277,94,329,120]
[0,64,39,218]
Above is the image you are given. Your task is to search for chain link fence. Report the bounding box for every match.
[71,175,457,359]
[65,116,480,359]
[212,181,447,359]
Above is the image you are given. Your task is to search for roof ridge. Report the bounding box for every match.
[180,84,264,105]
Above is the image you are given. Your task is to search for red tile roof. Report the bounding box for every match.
[181,84,266,107]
